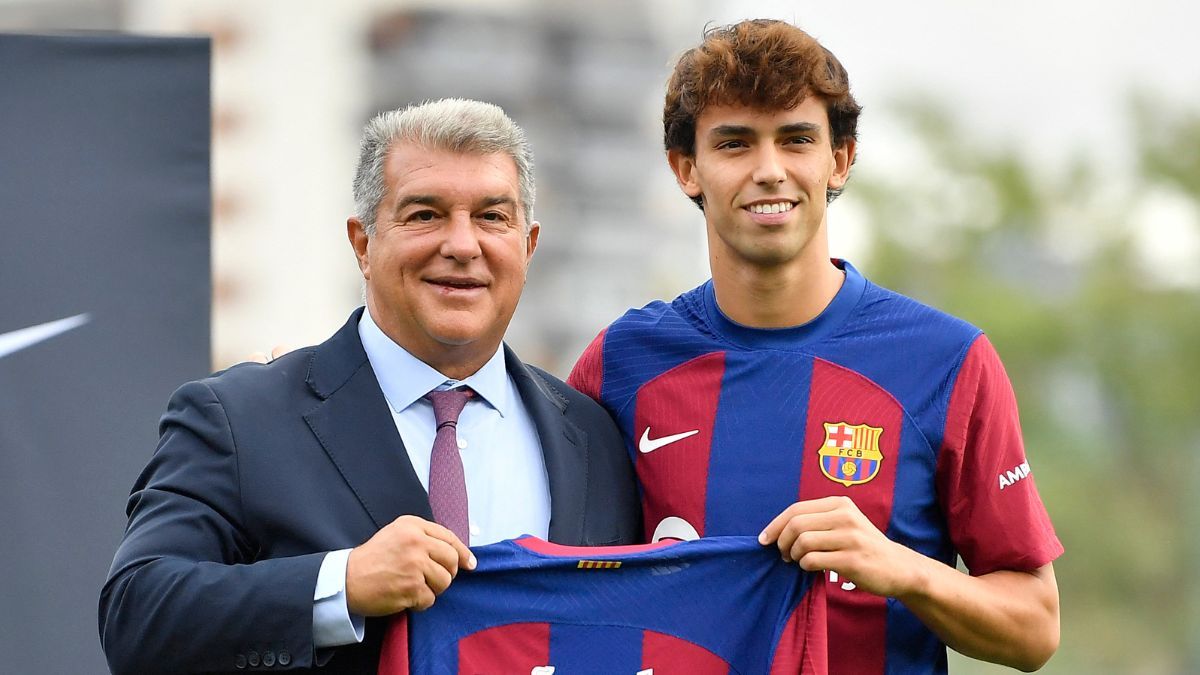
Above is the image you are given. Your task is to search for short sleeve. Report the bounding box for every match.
[935,335,1063,576]
[566,328,607,402]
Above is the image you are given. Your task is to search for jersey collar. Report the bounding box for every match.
[699,259,866,351]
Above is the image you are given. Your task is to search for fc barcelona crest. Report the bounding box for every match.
[819,422,884,487]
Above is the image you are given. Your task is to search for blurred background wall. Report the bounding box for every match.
[2,0,1197,672]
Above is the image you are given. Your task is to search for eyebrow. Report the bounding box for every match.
[394,195,441,213]
[708,122,824,139]
[778,122,823,135]
[709,124,755,139]
[393,194,517,214]
[478,196,517,210]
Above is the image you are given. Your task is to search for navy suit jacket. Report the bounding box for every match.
[99,309,641,674]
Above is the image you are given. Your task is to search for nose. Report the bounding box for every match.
[440,210,482,262]
[751,145,786,187]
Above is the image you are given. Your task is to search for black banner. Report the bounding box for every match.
[0,33,210,673]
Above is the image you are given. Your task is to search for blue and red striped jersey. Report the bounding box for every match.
[379,536,826,675]
[568,260,1063,674]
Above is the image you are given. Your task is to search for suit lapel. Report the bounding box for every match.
[506,347,589,545]
[303,309,433,530]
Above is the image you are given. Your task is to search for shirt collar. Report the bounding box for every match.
[358,308,511,417]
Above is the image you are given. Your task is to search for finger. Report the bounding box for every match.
[788,529,846,564]
[426,537,462,578]
[759,505,799,545]
[759,498,846,544]
[422,521,476,570]
[795,550,840,574]
[409,586,437,612]
[776,519,801,561]
[246,351,269,364]
[269,343,293,359]
[423,558,454,595]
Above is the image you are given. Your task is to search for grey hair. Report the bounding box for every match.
[352,98,536,235]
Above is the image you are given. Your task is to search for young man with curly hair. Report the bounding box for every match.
[570,19,1062,673]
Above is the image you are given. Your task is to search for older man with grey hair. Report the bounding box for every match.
[99,98,641,675]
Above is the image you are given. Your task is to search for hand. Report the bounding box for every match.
[345,515,475,616]
[758,496,921,598]
[245,344,294,364]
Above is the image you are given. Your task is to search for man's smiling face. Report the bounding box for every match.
[350,142,537,370]
[670,98,853,270]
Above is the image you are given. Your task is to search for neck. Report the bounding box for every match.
[709,236,844,329]
[416,347,492,382]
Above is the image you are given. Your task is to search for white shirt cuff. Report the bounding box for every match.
[312,549,365,648]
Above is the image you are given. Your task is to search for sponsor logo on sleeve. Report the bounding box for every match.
[998,461,1032,490]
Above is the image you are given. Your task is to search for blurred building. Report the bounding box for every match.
[1,0,714,373]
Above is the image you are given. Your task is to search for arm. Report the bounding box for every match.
[99,380,327,674]
[762,335,1063,671]
[760,497,1059,671]
[99,380,473,674]
[901,558,1058,671]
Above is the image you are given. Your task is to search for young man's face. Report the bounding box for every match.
[669,98,854,270]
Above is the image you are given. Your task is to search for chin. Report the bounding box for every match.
[428,330,485,348]
[738,247,801,267]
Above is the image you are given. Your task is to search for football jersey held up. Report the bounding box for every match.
[379,536,826,674]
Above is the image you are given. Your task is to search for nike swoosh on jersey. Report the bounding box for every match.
[638,427,700,453]
[0,313,91,360]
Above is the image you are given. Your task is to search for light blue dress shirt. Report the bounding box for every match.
[312,308,551,647]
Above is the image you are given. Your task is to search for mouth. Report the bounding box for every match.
[743,200,797,215]
[425,276,488,294]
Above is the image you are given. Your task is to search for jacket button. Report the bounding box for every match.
[234,654,247,669]
[263,651,276,667]
[247,650,260,667]
[278,650,291,666]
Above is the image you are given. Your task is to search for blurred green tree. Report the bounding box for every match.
[848,96,1200,673]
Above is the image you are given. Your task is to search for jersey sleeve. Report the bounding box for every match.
[935,334,1063,576]
[566,328,607,402]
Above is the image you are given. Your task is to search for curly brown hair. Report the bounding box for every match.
[664,19,861,160]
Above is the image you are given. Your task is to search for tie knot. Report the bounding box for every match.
[425,387,474,426]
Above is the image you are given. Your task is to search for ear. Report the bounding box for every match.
[667,148,703,201]
[828,138,857,191]
[524,221,540,263]
[347,217,370,279]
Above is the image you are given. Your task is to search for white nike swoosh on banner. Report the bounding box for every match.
[0,313,91,360]
[638,427,700,453]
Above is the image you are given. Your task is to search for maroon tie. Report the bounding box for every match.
[425,388,473,543]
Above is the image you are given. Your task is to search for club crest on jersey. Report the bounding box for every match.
[819,422,884,487]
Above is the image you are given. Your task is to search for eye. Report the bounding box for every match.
[408,210,437,222]
[716,139,747,150]
[481,211,506,222]
[786,136,814,145]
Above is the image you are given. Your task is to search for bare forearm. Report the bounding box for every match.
[898,556,1060,671]
[763,498,1060,670]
